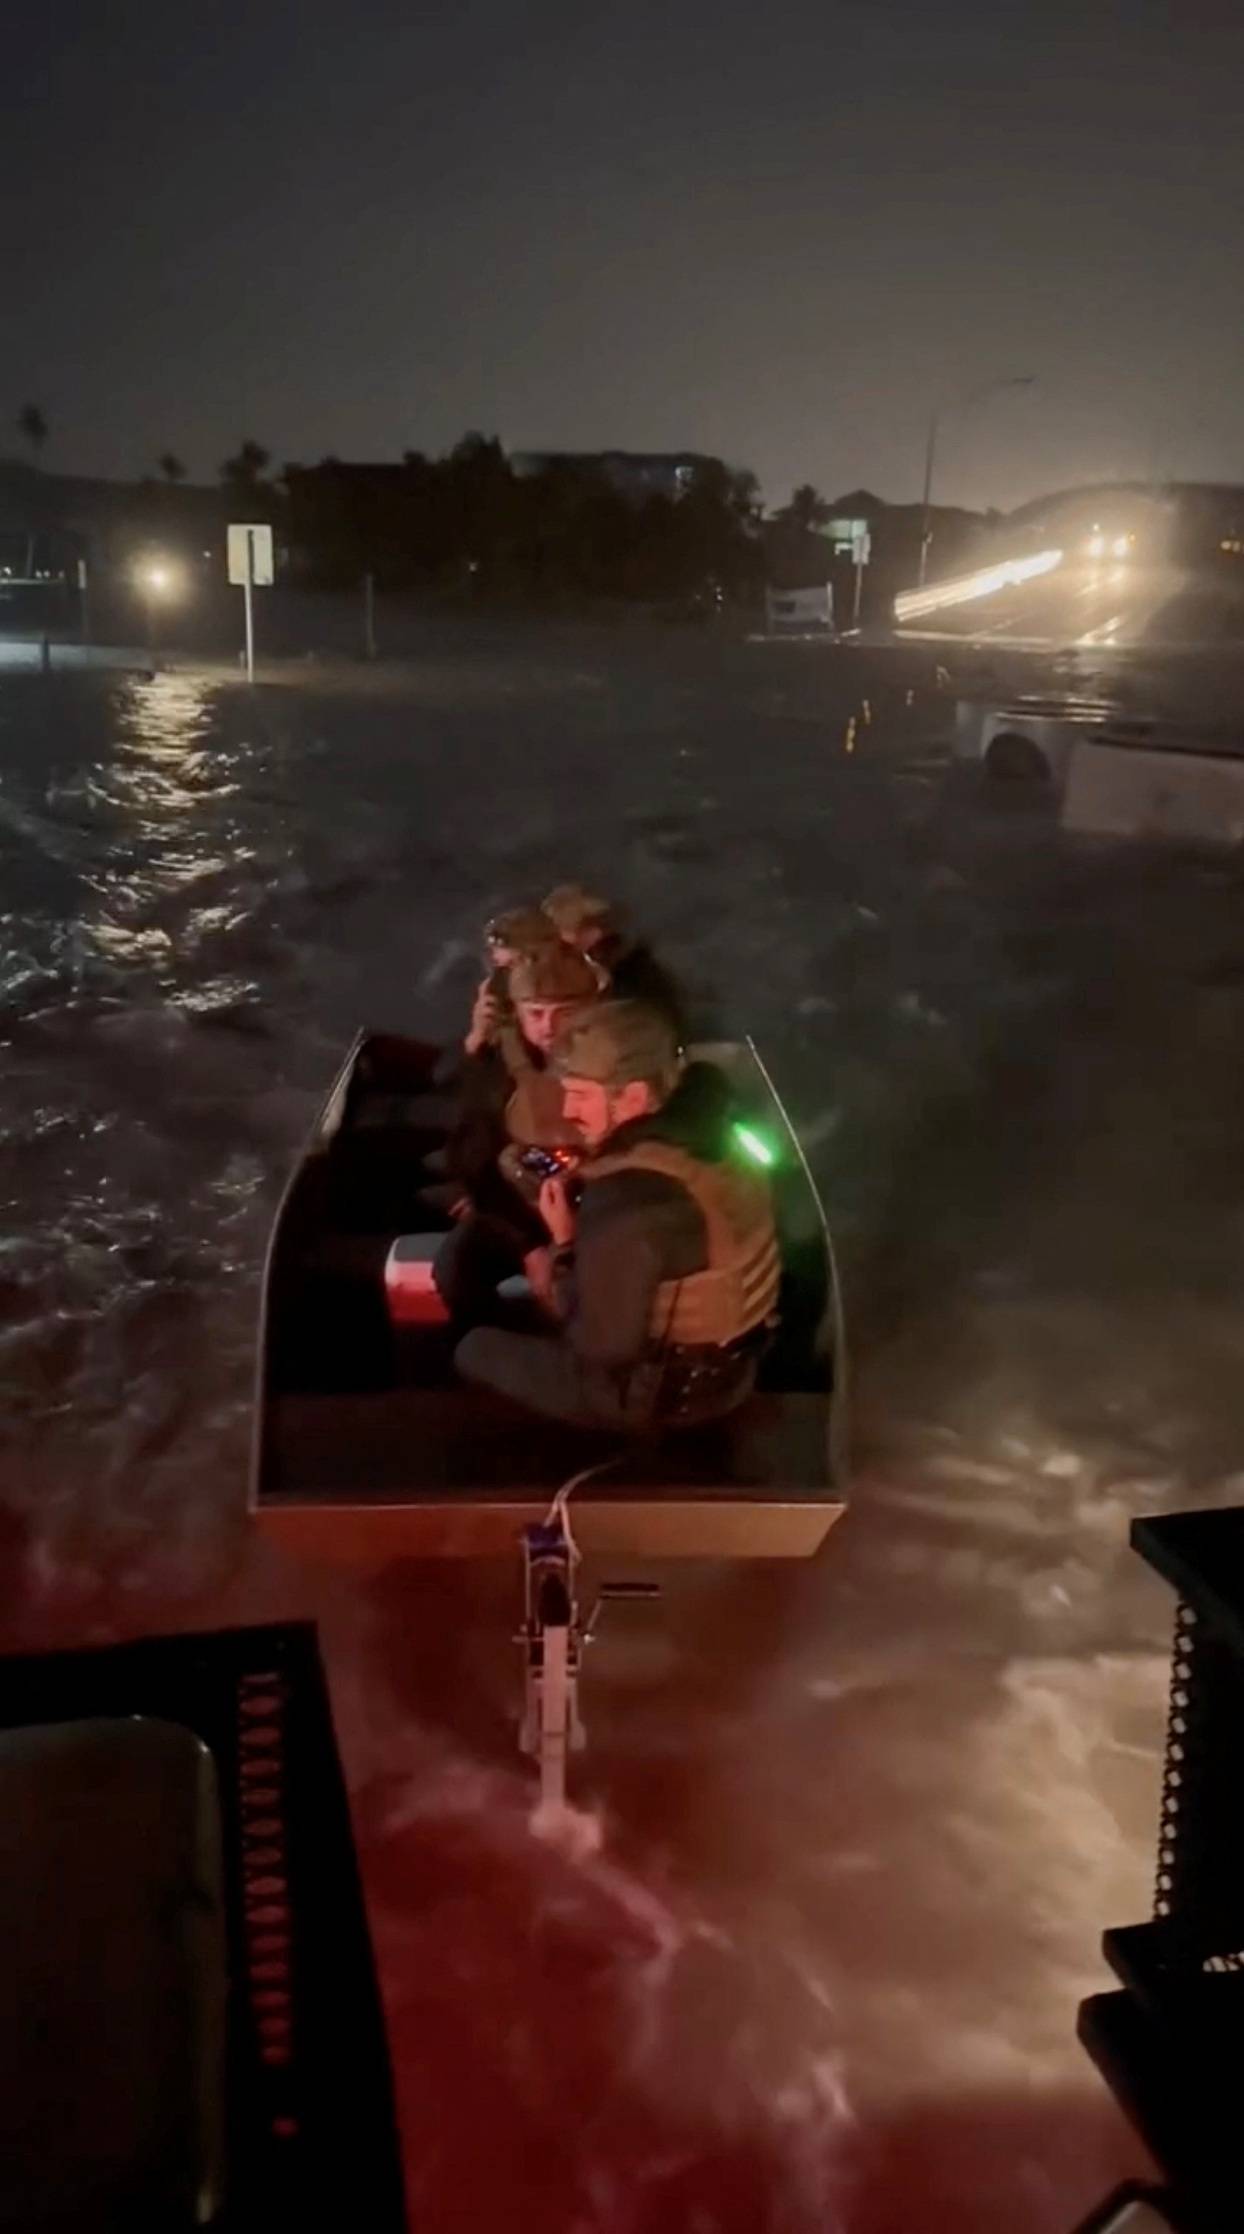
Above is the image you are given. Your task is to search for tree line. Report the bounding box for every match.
[13,406,844,605]
[263,435,768,603]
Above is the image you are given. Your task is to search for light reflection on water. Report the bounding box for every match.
[0,673,290,1583]
[67,673,269,987]
[116,668,214,760]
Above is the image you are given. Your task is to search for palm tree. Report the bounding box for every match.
[158,452,187,484]
[786,483,831,533]
[17,404,48,460]
[220,438,270,491]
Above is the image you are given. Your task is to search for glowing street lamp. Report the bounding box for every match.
[134,553,182,658]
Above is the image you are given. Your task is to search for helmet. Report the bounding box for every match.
[485,904,559,955]
[542,882,615,941]
[509,943,602,1005]
[553,1000,682,1092]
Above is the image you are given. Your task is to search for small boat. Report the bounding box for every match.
[252,1030,848,1567]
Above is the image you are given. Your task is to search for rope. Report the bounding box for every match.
[543,1454,621,1566]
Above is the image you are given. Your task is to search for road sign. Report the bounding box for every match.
[828,516,870,564]
[227,523,273,682]
[227,523,273,587]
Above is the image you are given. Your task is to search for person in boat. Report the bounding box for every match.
[435,940,606,1322]
[541,883,687,1038]
[463,904,562,1064]
[454,1000,781,1430]
[446,920,602,1182]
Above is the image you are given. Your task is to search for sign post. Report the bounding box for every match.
[227,523,274,682]
[851,525,871,630]
[243,563,254,681]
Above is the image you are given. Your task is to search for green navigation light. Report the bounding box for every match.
[733,1122,776,1168]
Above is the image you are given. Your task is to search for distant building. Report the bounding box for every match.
[0,460,97,583]
[824,488,985,581]
[0,458,230,577]
[0,459,247,634]
[764,487,986,620]
[284,460,408,496]
[509,451,714,504]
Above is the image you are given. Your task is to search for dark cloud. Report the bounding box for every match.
[6,0,1242,504]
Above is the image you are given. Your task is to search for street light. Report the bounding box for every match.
[918,375,1035,585]
[133,554,182,660]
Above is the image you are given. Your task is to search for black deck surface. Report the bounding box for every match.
[1132,1508,1244,1650]
[0,1624,407,2232]
[262,1386,830,1504]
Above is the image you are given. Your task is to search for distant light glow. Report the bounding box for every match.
[134,555,183,599]
[895,547,1063,622]
[1111,534,1131,559]
[733,1122,776,1168]
[1086,531,1106,559]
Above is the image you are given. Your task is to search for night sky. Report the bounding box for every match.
[7,1,1242,508]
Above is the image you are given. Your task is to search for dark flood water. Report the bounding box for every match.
[6,622,1241,2227]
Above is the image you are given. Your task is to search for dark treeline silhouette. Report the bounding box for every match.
[272,435,765,606]
[17,404,48,459]
[221,438,272,498]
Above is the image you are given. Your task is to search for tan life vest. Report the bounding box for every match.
[494,1017,534,1080]
[584,1138,781,1348]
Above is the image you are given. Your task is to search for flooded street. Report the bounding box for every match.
[5,618,1240,2227]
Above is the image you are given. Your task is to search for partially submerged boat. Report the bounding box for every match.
[252,1030,847,1567]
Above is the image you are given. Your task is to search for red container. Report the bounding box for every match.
[383,1236,450,1327]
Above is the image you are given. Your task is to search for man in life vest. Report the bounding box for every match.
[454,1000,781,1430]
[463,904,563,1063]
[435,940,605,1324]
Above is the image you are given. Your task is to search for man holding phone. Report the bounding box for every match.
[455,1002,780,1432]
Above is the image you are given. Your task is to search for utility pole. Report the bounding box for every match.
[918,411,940,588]
[918,376,1035,586]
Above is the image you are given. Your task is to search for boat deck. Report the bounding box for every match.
[259,1386,841,1560]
